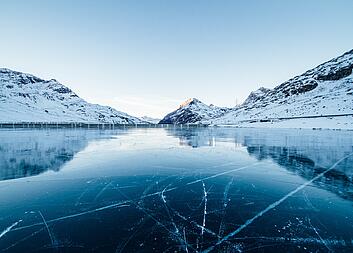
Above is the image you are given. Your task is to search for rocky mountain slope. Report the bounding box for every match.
[159,98,229,124]
[208,49,353,126]
[0,68,144,124]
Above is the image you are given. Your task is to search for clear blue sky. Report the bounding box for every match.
[1,0,353,118]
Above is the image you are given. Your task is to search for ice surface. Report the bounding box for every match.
[0,127,353,252]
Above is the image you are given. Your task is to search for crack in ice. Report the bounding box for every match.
[94,182,113,202]
[308,218,333,252]
[0,220,22,239]
[201,181,207,236]
[202,152,353,253]
[38,211,56,248]
[11,201,131,233]
[117,188,195,252]
[183,228,189,253]
[8,161,262,241]
[218,177,234,238]
[186,162,262,187]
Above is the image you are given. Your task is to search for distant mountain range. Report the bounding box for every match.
[160,49,353,129]
[1,49,352,128]
[0,68,144,124]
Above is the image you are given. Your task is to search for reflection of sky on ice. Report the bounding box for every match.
[0,127,353,252]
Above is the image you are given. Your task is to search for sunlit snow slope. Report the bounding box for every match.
[207,49,353,127]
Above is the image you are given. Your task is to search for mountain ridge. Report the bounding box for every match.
[0,68,144,124]
[210,48,353,124]
[159,48,353,128]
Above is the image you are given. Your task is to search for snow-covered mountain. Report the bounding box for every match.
[0,68,144,124]
[209,49,353,126]
[159,98,229,124]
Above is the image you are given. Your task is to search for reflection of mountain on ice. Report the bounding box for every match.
[165,127,353,200]
[165,127,216,148]
[0,130,99,180]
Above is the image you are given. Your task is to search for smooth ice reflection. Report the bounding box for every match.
[0,127,353,252]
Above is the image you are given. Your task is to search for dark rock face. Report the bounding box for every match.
[243,87,271,105]
[296,81,318,94]
[0,69,45,85]
[54,87,72,94]
[275,80,318,97]
[160,109,202,124]
[316,64,353,81]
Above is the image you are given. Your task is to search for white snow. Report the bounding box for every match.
[214,116,353,130]
[204,49,353,129]
[0,68,143,124]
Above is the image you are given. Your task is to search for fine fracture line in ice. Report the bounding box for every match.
[117,188,196,252]
[9,161,261,236]
[185,162,262,187]
[160,174,235,248]
[218,177,234,238]
[302,190,318,211]
[10,201,131,233]
[38,211,56,248]
[224,236,347,245]
[201,152,353,253]
[308,218,333,252]
[94,182,113,202]
[126,161,261,202]
[160,183,184,247]
[161,183,172,204]
[1,227,46,251]
[164,182,233,251]
[74,178,98,206]
[0,220,22,239]
[201,181,207,236]
[173,209,220,239]
[115,216,149,253]
[183,228,189,253]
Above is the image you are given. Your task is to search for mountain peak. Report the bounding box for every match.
[159,98,229,124]
[179,98,202,108]
[243,87,271,105]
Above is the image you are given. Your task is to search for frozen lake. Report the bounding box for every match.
[0,127,353,252]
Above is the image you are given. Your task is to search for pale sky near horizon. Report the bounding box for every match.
[1,0,353,118]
